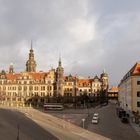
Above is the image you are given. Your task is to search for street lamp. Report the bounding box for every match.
[82,118,85,129]
[74,75,77,109]
[17,124,20,140]
[87,100,90,116]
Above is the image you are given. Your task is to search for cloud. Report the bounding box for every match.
[67,18,95,43]
[0,0,140,86]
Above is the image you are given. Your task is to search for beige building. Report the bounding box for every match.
[63,75,76,97]
[0,44,109,106]
[63,74,109,97]
[0,46,56,106]
[0,69,55,106]
[118,62,140,114]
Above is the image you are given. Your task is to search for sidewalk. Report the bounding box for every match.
[21,108,111,140]
[130,121,140,136]
[129,111,140,136]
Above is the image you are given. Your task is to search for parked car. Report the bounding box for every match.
[100,102,108,107]
[92,116,99,124]
[92,113,99,124]
[118,109,126,118]
[121,116,129,123]
[93,113,99,117]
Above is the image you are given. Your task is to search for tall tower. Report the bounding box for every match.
[9,63,14,73]
[26,41,37,72]
[100,69,109,91]
[56,57,64,96]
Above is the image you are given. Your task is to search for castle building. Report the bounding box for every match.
[0,45,109,106]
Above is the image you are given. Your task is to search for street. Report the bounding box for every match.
[0,108,58,140]
[0,107,110,140]
[45,103,140,140]
[1,104,139,140]
[87,103,140,140]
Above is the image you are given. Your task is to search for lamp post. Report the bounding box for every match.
[87,99,89,116]
[82,118,85,129]
[17,124,20,140]
[74,75,77,109]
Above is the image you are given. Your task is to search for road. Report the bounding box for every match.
[0,108,58,140]
[87,103,140,140]
[1,104,139,140]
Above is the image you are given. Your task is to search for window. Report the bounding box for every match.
[41,92,45,96]
[24,86,27,91]
[137,101,140,107]
[41,86,45,90]
[137,92,140,97]
[29,86,33,91]
[18,86,22,90]
[34,86,38,91]
[68,83,72,86]
[137,81,140,85]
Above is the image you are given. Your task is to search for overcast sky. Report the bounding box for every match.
[0,0,140,86]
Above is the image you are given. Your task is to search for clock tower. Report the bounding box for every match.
[26,41,36,72]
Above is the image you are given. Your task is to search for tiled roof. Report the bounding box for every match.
[108,86,118,92]
[6,73,20,80]
[131,62,140,75]
[121,61,140,82]
[119,61,140,83]
[29,72,48,80]
[78,79,92,87]
[5,72,48,81]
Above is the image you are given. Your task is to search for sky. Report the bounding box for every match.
[0,0,140,86]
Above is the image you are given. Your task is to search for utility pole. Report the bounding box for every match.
[74,75,77,109]
[82,118,85,129]
[17,124,20,140]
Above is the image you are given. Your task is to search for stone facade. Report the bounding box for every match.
[0,47,109,106]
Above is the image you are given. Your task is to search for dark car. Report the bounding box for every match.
[121,117,129,123]
[100,101,108,107]
[118,109,126,118]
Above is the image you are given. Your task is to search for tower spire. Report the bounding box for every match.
[30,40,33,51]
[9,63,14,73]
[56,53,64,97]
[103,68,105,73]
[26,40,36,72]
[59,53,61,67]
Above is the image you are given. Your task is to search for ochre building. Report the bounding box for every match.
[0,46,109,106]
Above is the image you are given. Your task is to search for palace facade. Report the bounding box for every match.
[0,45,109,106]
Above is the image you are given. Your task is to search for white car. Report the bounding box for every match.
[92,116,99,124]
[93,113,99,117]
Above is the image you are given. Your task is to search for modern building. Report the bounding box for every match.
[118,61,140,114]
[0,44,109,106]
